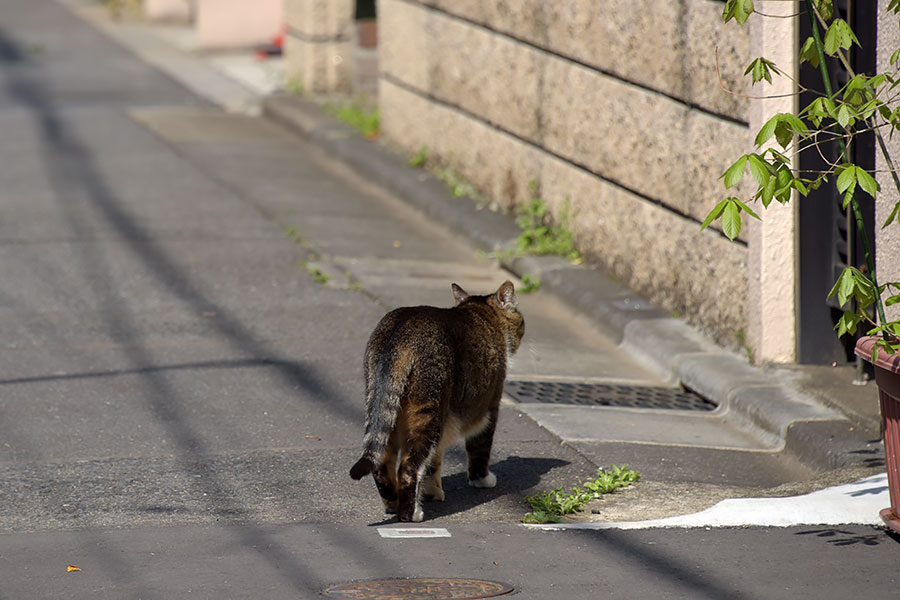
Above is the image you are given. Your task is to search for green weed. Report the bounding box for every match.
[302,262,330,285]
[515,188,580,262]
[523,465,640,524]
[734,328,756,364]
[519,274,541,294]
[324,102,380,139]
[284,225,303,243]
[408,146,428,168]
[432,165,479,200]
[285,75,305,97]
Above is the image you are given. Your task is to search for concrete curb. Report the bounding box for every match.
[263,93,874,472]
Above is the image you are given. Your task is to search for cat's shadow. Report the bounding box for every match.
[367,454,570,525]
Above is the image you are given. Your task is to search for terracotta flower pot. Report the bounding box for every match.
[855,336,900,534]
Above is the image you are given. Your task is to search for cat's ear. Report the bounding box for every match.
[495,281,517,311]
[451,283,469,305]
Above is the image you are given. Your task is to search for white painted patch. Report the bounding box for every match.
[378,528,452,538]
[524,473,890,530]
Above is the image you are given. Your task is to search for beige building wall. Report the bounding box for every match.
[194,0,284,49]
[283,0,354,93]
[144,0,192,22]
[877,1,900,323]
[379,0,751,347]
[745,1,799,364]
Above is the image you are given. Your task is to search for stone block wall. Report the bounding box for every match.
[877,1,900,322]
[284,0,355,93]
[379,0,751,345]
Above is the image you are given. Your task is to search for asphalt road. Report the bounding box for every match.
[0,1,897,598]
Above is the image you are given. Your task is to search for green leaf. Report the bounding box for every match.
[761,176,776,208]
[838,268,855,306]
[883,200,900,227]
[744,57,777,85]
[799,37,820,68]
[856,167,879,197]
[814,0,834,20]
[774,122,793,149]
[732,197,761,220]
[827,270,843,301]
[747,154,772,187]
[773,166,794,203]
[836,165,857,194]
[836,104,853,128]
[773,115,805,149]
[721,155,748,188]
[782,113,807,133]
[722,0,754,24]
[824,19,859,56]
[835,311,860,337]
[700,198,730,231]
[755,114,780,147]
[722,199,742,240]
[803,97,827,127]
[843,185,857,210]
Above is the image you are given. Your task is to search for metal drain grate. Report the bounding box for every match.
[504,380,716,411]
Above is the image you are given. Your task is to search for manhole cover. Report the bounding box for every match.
[322,578,514,599]
[504,380,715,411]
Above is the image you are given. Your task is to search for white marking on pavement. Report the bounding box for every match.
[525,473,890,530]
[378,528,452,538]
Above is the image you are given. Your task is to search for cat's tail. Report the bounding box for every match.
[349,357,410,480]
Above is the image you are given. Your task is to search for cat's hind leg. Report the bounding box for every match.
[373,431,399,514]
[423,419,461,502]
[396,407,442,522]
[422,452,445,502]
[465,405,499,489]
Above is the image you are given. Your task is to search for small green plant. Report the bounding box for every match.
[302,262,330,285]
[324,101,380,139]
[285,75,305,97]
[284,225,302,243]
[523,465,640,524]
[734,328,756,364]
[519,274,541,294]
[433,165,479,199]
[344,272,364,292]
[514,183,580,262]
[408,145,428,168]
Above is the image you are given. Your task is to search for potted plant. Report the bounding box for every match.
[706,0,900,532]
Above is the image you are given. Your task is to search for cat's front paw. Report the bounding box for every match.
[468,470,497,489]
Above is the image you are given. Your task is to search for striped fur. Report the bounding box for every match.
[349,281,525,522]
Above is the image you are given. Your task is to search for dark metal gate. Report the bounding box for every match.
[797,0,877,364]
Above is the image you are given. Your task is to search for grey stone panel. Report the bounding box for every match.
[415,0,749,122]
[380,0,751,227]
[380,79,748,346]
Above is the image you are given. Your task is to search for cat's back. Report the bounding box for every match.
[366,305,460,357]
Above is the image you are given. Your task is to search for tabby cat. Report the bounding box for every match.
[349,281,525,522]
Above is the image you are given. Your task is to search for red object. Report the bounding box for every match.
[855,337,900,534]
[255,26,286,60]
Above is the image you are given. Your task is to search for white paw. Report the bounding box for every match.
[468,471,497,489]
[411,506,424,522]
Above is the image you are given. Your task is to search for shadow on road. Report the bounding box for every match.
[0,23,381,595]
